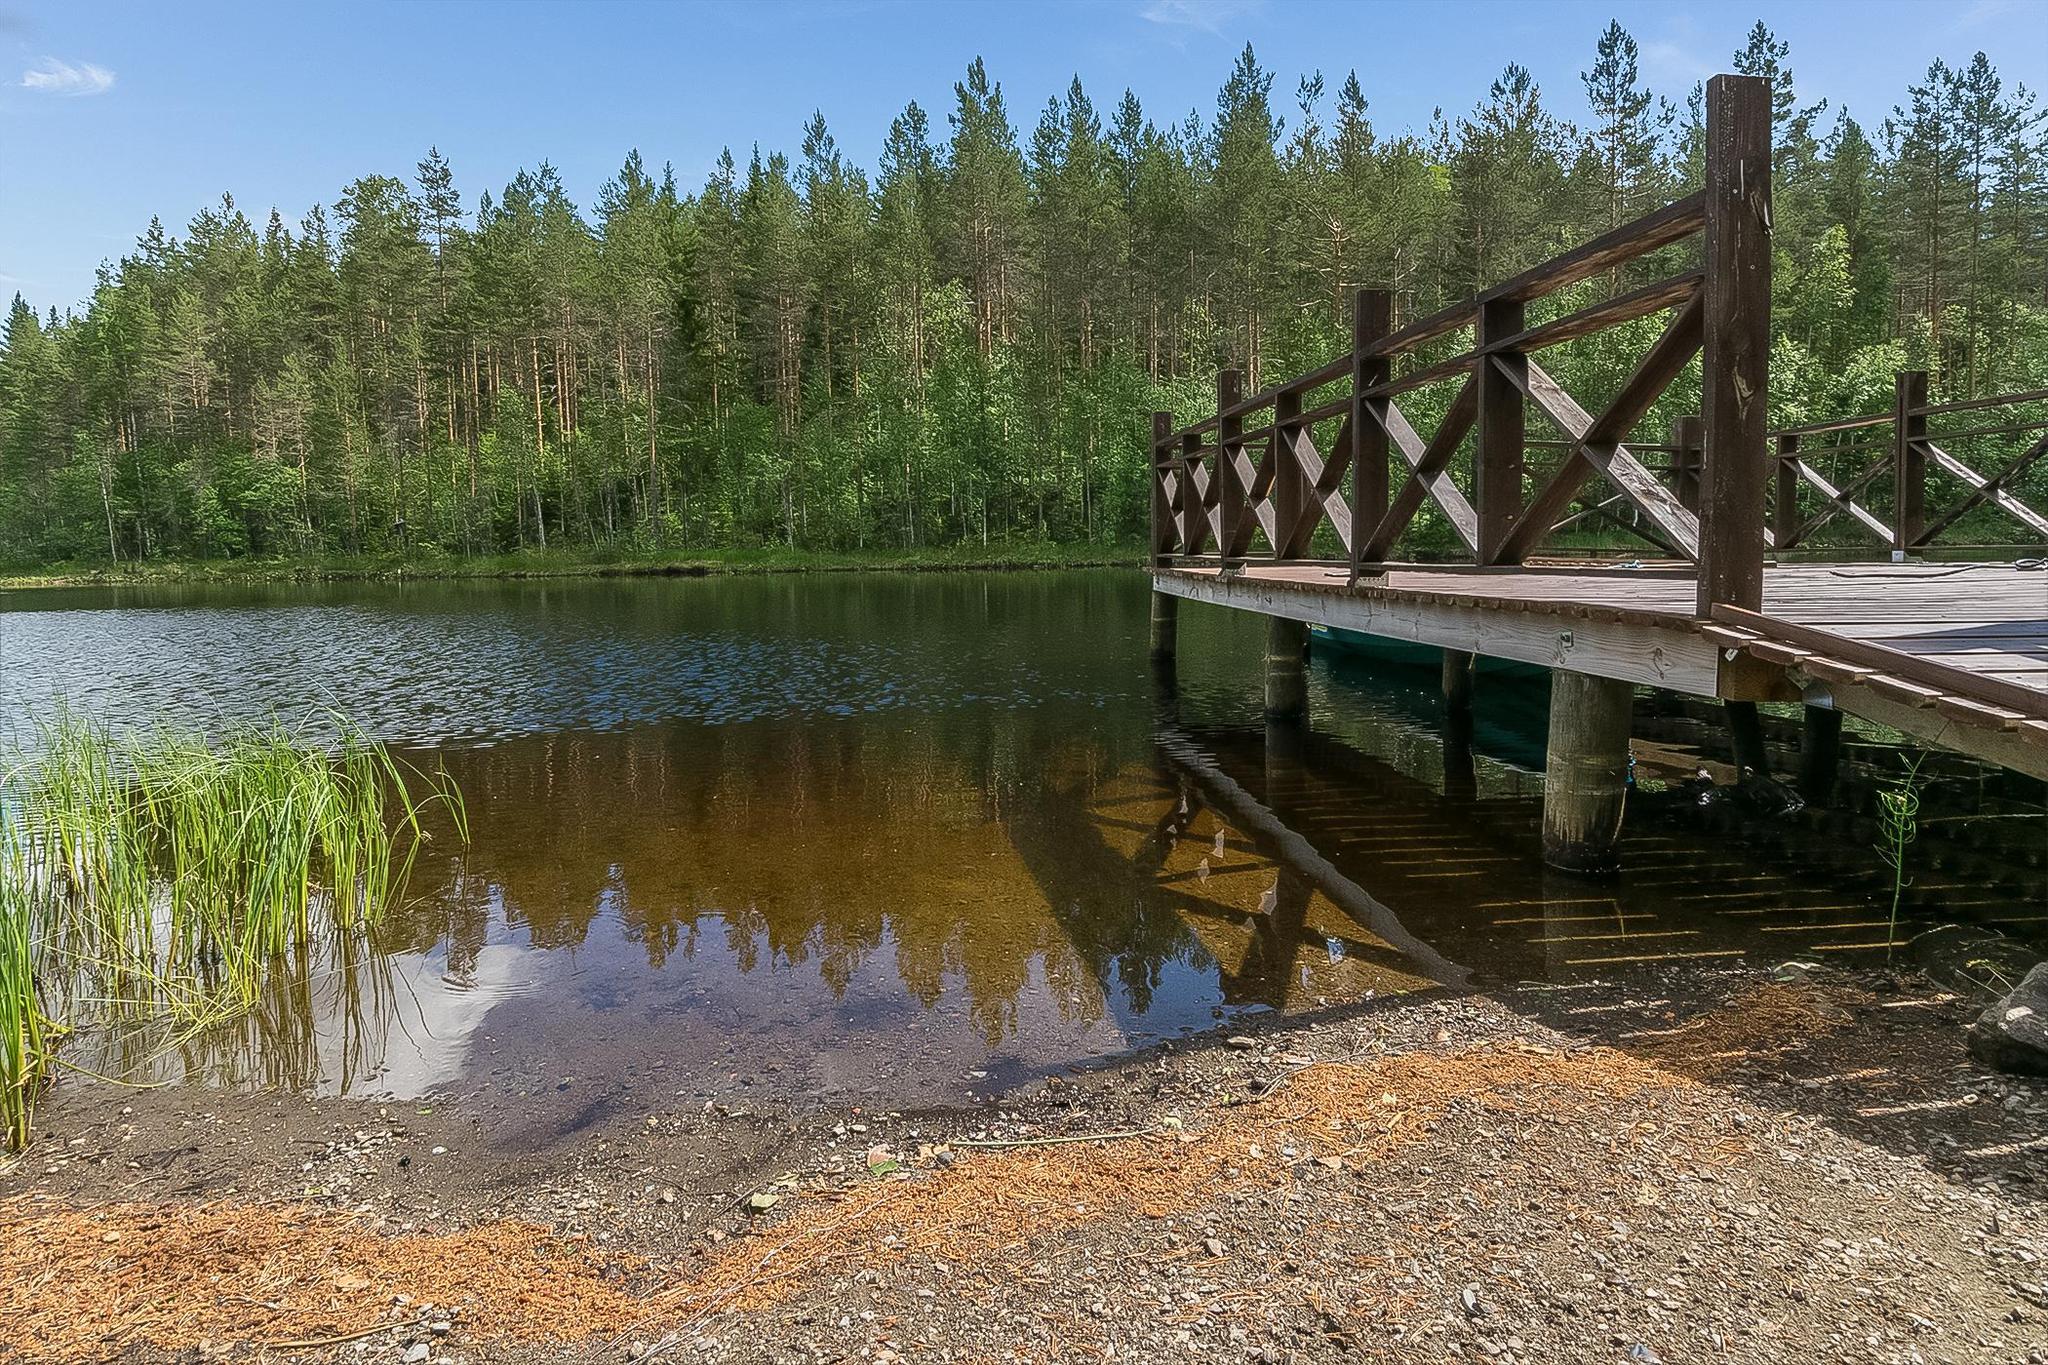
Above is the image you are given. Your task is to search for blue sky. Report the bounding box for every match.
[3,0,2044,314]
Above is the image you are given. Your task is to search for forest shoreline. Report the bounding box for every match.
[0,540,1146,591]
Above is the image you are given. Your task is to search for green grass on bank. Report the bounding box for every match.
[0,540,1148,591]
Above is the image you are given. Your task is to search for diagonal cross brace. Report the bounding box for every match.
[1357,376,1481,561]
[1278,415,1355,557]
[1493,291,1706,563]
[1918,436,2048,543]
[1787,455,1894,545]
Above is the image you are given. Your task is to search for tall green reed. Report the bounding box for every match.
[0,711,465,1149]
[1875,753,1926,961]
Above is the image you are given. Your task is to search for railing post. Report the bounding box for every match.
[1273,386,1304,560]
[1670,414,1704,514]
[1150,410,1174,564]
[1893,368,1928,555]
[1179,427,1205,557]
[1696,72,1772,616]
[1350,288,1391,583]
[1773,431,1801,550]
[1217,368,1243,570]
[1476,298,1526,564]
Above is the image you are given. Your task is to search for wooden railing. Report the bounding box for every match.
[1772,380,2048,553]
[1152,73,1774,617]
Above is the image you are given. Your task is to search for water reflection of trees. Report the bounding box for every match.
[394,715,1221,1048]
[107,684,1590,1088]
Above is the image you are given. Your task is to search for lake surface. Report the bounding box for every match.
[3,570,2036,1137]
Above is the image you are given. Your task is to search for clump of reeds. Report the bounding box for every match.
[0,711,464,1149]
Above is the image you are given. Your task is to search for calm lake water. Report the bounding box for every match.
[2,570,2035,1135]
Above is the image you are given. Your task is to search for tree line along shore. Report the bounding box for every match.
[1,23,2044,575]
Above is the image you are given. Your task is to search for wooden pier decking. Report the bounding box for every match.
[1155,560,2048,780]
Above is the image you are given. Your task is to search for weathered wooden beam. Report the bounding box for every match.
[1153,568,1727,695]
[1491,272,1703,355]
[1476,299,1525,563]
[1769,412,1892,439]
[1696,73,1772,616]
[1351,289,1390,590]
[1911,385,2048,419]
[1273,387,1308,557]
[1278,418,1351,558]
[1671,414,1704,514]
[1180,431,1217,555]
[1712,604,2048,722]
[1366,350,1478,401]
[1362,301,1473,363]
[1772,432,1801,548]
[1484,192,1707,307]
[1893,369,1928,553]
[1150,410,1175,561]
[1218,368,1246,569]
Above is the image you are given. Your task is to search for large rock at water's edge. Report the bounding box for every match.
[1969,963,2048,1076]
[1909,923,2040,1002]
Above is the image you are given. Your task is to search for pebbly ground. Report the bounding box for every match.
[4,963,2046,1365]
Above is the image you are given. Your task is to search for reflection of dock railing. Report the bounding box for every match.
[1153,726,1470,991]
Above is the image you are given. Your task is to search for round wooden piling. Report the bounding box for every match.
[1542,670,1634,874]
[1148,591,1178,662]
[1798,704,1844,807]
[1265,617,1309,722]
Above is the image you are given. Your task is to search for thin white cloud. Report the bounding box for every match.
[20,56,115,97]
[1639,39,1715,87]
[1140,0,1260,34]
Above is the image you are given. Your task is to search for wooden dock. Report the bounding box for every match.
[1145,73,2047,864]
[1156,560,2048,780]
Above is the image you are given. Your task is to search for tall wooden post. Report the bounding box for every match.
[1476,298,1526,564]
[1893,368,1928,555]
[1273,386,1305,558]
[1150,410,1174,564]
[1150,410,1179,662]
[1670,414,1704,514]
[1696,73,1772,616]
[1542,670,1634,874]
[1773,432,1801,550]
[1217,368,1244,571]
[1350,288,1391,583]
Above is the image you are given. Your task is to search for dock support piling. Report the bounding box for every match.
[1264,617,1309,722]
[1148,591,1178,663]
[1798,704,1843,807]
[1442,649,1476,719]
[1442,649,1477,800]
[1542,671,1634,874]
[1725,700,1769,775]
